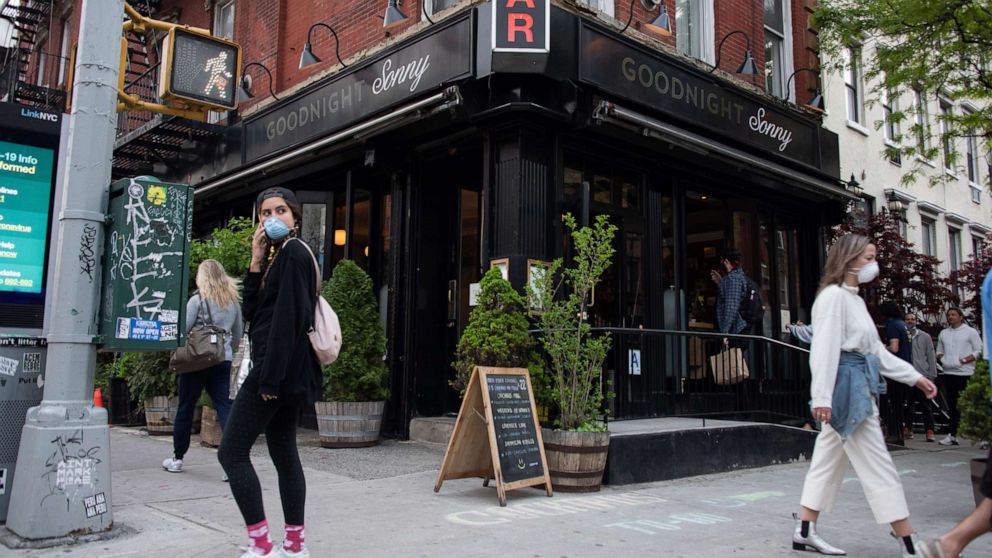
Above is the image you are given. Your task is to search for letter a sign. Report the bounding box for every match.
[493,0,550,53]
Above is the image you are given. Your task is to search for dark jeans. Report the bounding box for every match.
[906,381,935,432]
[942,374,970,436]
[217,371,306,526]
[173,361,233,459]
[882,379,908,439]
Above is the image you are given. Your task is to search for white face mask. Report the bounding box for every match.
[851,261,879,284]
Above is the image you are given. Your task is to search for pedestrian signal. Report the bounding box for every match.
[159,27,241,111]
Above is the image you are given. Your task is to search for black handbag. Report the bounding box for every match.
[169,296,226,374]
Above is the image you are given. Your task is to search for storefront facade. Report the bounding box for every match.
[180,3,849,437]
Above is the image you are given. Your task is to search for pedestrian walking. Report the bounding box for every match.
[793,234,938,557]
[922,269,992,558]
[905,313,937,442]
[881,302,912,445]
[935,307,983,446]
[218,187,322,558]
[162,259,242,475]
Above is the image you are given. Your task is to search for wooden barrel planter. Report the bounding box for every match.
[542,428,610,492]
[144,396,178,436]
[199,407,223,448]
[315,401,385,448]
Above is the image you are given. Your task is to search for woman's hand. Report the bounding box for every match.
[250,224,267,272]
[915,376,938,399]
[261,394,278,401]
[812,406,832,423]
[710,269,722,285]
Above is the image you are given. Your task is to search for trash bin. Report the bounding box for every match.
[0,337,47,523]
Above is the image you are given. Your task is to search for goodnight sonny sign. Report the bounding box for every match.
[244,18,472,162]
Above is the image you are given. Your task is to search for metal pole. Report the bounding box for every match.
[6,0,123,539]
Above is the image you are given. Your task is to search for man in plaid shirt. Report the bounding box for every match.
[711,248,750,340]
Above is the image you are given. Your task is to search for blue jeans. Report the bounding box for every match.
[173,361,233,459]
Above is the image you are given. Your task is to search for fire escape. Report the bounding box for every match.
[0,0,65,112]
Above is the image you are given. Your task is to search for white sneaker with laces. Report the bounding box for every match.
[161,457,183,473]
[938,434,959,446]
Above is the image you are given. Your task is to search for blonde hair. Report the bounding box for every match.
[196,259,241,308]
[818,233,871,295]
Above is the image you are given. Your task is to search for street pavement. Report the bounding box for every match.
[3,426,991,557]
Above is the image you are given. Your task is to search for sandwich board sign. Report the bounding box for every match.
[434,366,552,506]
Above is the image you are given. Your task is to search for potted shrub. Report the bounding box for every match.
[316,259,390,448]
[958,359,992,505]
[199,391,223,447]
[534,214,617,492]
[451,267,551,417]
[127,351,177,436]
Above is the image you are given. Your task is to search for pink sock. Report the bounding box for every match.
[284,524,305,553]
[247,520,274,554]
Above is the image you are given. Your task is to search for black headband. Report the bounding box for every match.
[255,187,298,214]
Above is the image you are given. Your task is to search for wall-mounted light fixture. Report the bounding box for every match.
[300,22,348,69]
[334,229,347,246]
[619,0,671,36]
[782,67,824,110]
[846,173,863,197]
[238,62,279,102]
[711,30,758,75]
[383,0,408,28]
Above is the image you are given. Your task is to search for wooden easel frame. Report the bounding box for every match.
[434,366,553,506]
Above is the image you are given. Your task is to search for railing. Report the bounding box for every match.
[584,327,813,426]
[0,48,69,112]
[116,59,161,140]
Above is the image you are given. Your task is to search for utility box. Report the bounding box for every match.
[98,178,193,351]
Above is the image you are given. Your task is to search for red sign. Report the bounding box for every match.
[492,0,550,53]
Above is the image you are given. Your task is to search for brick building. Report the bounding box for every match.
[3,0,853,437]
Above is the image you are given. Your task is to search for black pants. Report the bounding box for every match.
[883,379,908,438]
[942,374,970,436]
[906,381,935,432]
[218,372,305,526]
[173,361,233,459]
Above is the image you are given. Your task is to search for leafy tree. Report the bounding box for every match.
[451,268,550,409]
[815,1,992,184]
[534,214,617,431]
[832,209,956,323]
[188,216,255,284]
[950,232,992,331]
[323,259,389,402]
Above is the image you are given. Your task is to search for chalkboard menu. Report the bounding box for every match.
[487,374,544,484]
[434,367,552,506]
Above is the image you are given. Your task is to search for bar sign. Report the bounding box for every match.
[493,0,550,53]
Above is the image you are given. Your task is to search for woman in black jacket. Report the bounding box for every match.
[218,187,321,558]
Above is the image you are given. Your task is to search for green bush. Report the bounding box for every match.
[322,260,389,402]
[959,359,992,444]
[188,216,255,286]
[125,352,175,405]
[451,268,551,410]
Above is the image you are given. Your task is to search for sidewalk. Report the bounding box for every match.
[3,425,992,557]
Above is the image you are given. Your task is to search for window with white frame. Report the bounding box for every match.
[949,227,962,271]
[974,235,985,257]
[844,47,864,124]
[972,186,982,204]
[763,0,789,98]
[921,217,937,257]
[58,19,71,86]
[965,110,980,185]
[882,87,900,163]
[939,99,954,173]
[213,0,235,40]
[426,0,463,15]
[914,89,930,155]
[676,0,714,64]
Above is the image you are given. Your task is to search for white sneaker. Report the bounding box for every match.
[280,545,310,558]
[938,434,959,446]
[222,472,229,482]
[237,547,273,558]
[162,457,183,473]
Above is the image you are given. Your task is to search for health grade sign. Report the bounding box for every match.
[0,141,54,294]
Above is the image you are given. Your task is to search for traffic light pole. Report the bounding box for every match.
[6,0,124,540]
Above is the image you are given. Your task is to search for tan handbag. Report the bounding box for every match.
[709,347,750,385]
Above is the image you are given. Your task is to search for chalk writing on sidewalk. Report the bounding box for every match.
[446,492,664,526]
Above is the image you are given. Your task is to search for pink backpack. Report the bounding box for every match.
[291,239,342,366]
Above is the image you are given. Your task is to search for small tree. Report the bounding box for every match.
[950,233,992,331]
[323,260,389,402]
[188,216,255,284]
[832,209,955,323]
[535,214,617,431]
[451,268,550,407]
[959,360,992,445]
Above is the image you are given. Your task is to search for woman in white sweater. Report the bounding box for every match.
[793,234,938,558]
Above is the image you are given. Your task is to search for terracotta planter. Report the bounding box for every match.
[144,396,178,436]
[315,401,385,448]
[199,407,223,447]
[972,457,988,506]
[542,428,610,492]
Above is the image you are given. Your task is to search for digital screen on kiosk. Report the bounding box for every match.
[0,140,55,295]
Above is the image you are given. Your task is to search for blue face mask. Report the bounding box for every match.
[263,217,291,241]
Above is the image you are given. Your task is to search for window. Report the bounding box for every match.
[578,0,614,16]
[972,186,982,204]
[676,0,714,64]
[882,87,901,163]
[921,217,937,257]
[974,235,985,257]
[213,0,235,40]
[58,20,71,86]
[940,99,954,173]
[426,0,462,15]
[965,111,980,185]
[844,48,863,124]
[914,89,930,155]
[763,0,789,98]
[949,228,962,271]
